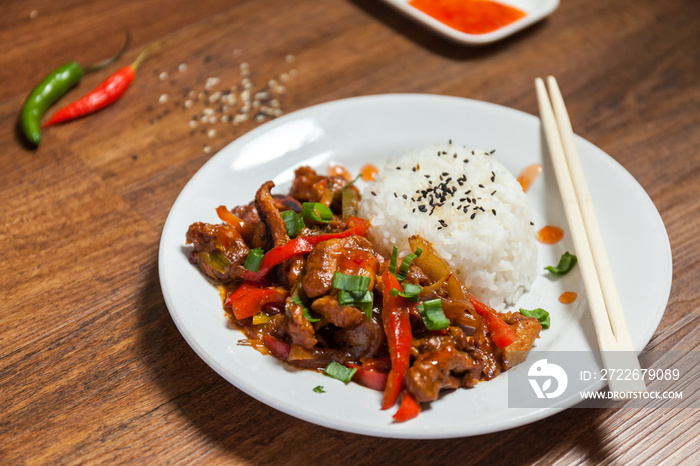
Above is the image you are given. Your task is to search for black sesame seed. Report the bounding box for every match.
[396,166,401,170]
[492,209,497,216]
[402,194,408,199]
[418,205,427,212]
[403,224,408,229]
[489,149,496,154]
[371,191,377,196]
[449,139,452,144]
[463,206,469,213]
[530,221,535,226]
[412,167,417,172]
[491,190,497,195]
[442,172,449,176]
[393,192,397,198]
[470,213,476,219]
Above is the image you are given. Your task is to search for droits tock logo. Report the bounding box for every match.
[528,359,568,399]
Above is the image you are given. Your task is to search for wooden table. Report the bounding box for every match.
[2,0,698,463]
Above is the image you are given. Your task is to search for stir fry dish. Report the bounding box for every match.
[185,166,542,422]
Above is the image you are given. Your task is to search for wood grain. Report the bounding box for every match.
[1,0,698,463]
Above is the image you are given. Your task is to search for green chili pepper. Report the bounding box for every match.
[19,34,130,147]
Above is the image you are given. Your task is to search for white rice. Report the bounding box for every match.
[358,144,537,310]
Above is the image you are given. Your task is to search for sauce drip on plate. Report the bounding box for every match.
[328,165,353,181]
[537,225,564,244]
[517,163,543,192]
[361,163,379,182]
[409,0,526,35]
[559,291,577,304]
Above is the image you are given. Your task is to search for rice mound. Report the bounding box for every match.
[358,144,537,310]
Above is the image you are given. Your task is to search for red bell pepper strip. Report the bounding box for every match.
[392,391,421,422]
[216,205,253,235]
[43,42,159,127]
[224,281,261,306]
[227,287,288,320]
[241,217,369,281]
[348,364,388,392]
[381,269,412,410]
[263,334,291,360]
[468,293,516,348]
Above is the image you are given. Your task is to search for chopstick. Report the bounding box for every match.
[535,76,646,394]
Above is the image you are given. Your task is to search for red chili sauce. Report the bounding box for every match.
[410,0,526,35]
[327,165,353,181]
[559,291,577,304]
[361,163,379,182]
[537,225,564,244]
[517,163,543,193]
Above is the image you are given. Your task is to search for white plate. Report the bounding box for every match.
[159,94,672,439]
[381,0,559,45]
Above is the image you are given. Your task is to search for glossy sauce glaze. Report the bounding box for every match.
[409,0,526,35]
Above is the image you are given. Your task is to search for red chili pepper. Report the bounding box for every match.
[468,293,516,348]
[226,286,288,320]
[381,269,412,410]
[392,391,421,422]
[241,217,369,282]
[43,43,159,127]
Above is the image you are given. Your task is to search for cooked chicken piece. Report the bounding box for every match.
[310,295,364,328]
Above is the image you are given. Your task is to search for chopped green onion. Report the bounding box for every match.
[293,294,320,323]
[417,299,450,330]
[324,361,357,383]
[340,188,358,221]
[397,248,423,281]
[280,210,304,238]
[519,308,550,329]
[390,284,422,302]
[198,250,231,273]
[338,290,373,318]
[389,246,399,275]
[313,385,326,393]
[342,174,362,189]
[545,252,578,276]
[302,202,333,223]
[331,271,370,291]
[243,248,265,272]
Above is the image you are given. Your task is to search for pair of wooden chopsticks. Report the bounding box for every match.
[535,76,646,394]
